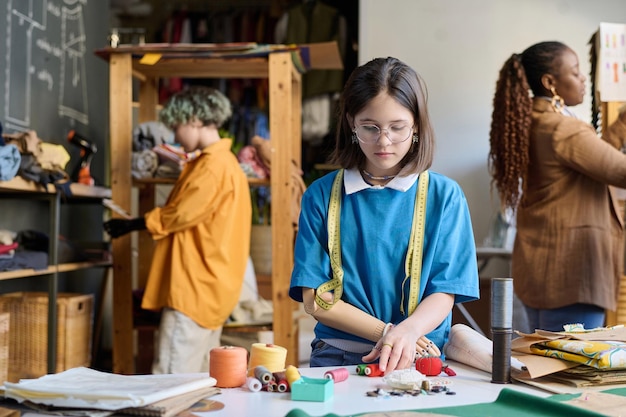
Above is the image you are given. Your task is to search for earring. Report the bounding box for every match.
[550,86,564,113]
[351,130,358,144]
[412,134,419,144]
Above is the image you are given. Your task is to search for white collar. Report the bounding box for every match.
[344,168,419,194]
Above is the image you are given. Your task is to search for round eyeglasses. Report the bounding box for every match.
[353,124,413,144]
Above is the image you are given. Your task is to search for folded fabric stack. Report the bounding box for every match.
[512,325,626,387]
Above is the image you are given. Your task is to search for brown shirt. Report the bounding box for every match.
[513,99,626,311]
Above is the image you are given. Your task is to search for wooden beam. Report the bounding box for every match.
[269,52,299,366]
[109,53,135,374]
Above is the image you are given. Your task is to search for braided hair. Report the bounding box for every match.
[488,41,569,210]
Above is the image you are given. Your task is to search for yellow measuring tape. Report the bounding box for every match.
[315,169,429,316]
[315,169,345,310]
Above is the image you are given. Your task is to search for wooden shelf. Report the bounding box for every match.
[100,45,305,373]
[133,177,270,187]
[0,261,112,281]
[0,175,112,373]
[0,176,111,199]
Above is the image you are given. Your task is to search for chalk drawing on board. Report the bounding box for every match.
[3,0,47,130]
[3,0,90,132]
[59,3,89,125]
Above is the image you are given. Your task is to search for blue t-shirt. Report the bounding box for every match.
[289,169,479,350]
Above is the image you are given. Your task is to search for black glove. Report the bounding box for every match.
[103,217,147,238]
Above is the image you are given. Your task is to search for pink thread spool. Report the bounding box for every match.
[324,367,349,382]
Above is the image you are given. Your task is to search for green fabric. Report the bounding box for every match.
[415,388,606,417]
[284,2,344,98]
[283,387,620,417]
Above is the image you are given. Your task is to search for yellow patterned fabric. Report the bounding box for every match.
[529,339,626,369]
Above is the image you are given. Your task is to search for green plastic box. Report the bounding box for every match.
[290,376,334,402]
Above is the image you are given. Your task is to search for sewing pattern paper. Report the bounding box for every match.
[598,22,626,102]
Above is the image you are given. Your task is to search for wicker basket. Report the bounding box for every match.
[0,292,93,382]
[0,312,9,384]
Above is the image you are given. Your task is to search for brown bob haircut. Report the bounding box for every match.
[329,56,435,174]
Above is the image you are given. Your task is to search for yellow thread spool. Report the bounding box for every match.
[285,364,301,386]
[247,343,287,376]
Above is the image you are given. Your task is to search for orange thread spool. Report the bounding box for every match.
[209,345,248,388]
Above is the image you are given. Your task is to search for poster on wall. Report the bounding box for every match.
[597,22,626,102]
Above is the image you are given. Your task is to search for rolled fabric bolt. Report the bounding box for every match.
[254,365,273,384]
[491,278,513,384]
[246,376,262,392]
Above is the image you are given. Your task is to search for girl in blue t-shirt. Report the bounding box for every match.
[289,57,479,374]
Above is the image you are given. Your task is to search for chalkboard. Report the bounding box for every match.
[0,0,110,182]
[0,0,111,305]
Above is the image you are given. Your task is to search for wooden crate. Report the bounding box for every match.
[0,312,8,384]
[0,292,93,382]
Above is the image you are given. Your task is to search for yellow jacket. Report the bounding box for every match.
[142,139,252,329]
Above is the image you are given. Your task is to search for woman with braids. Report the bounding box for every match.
[489,41,626,332]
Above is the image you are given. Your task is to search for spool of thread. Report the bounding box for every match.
[248,343,288,376]
[273,371,287,382]
[246,376,262,392]
[491,278,513,384]
[271,371,290,393]
[364,364,383,377]
[253,365,273,384]
[324,367,349,382]
[285,365,301,386]
[276,378,289,392]
[265,380,278,392]
[209,346,248,388]
[356,364,368,376]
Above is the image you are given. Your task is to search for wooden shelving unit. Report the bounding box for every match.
[98,45,306,373]
[0,176,111,372]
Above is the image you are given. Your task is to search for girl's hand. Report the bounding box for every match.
[361,333,440,374]
[416,335,441,357]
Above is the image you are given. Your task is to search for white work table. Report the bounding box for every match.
[204,361,551,417]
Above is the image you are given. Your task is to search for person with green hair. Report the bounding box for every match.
[104,86,252,374]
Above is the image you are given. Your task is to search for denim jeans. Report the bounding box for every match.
[524,303,605,332]
[309,339,374,367]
